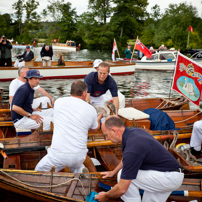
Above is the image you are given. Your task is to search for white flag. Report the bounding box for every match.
[112,39,117,61]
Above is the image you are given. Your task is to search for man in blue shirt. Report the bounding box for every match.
[95,116,184,202]
[84,62,119,114]
[11,69,54,131]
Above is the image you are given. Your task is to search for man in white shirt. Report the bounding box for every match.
[35,80,103,172]
[9,66,55,108]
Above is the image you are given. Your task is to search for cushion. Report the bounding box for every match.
[118,107,150,120]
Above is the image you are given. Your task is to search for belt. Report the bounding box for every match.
[13,119,20,124]
[169,168,182,173]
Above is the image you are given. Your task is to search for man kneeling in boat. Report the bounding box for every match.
[95,116,184,202]
[14,46,34,67]
[35,80,103,173]
[9,66,55,108]
[11,69,54,131]
[84,62,119,115]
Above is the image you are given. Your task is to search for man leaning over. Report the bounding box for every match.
[84,62,119,115]
[95,116,184,202]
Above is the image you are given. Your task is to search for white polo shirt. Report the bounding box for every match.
[9,78,40,96]
[51,96,98,153]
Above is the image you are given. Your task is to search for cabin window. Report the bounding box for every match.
[160,53,175,60]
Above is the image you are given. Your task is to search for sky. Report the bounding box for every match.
[0,0,202,17]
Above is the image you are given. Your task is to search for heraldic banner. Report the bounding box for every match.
[172,52,202,106]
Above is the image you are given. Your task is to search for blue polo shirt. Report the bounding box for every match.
[121,128,181,180]
[84,72,118,97]
[11,82,34,121]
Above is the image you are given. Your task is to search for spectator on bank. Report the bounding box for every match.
[0,35,12,66]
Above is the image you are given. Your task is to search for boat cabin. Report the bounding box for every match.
[66,40,76,47]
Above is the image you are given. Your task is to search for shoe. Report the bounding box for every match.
[82,167,89,173]
[190,147,202,156]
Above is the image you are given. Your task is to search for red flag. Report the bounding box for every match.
[189,25,193,33]
[112,39,117,61]
[172,52,202,106]
[53,39,57,42]
[135,39,152,58]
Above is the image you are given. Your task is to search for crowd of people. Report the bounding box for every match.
[2,35,202,202]
[0,35,66,67]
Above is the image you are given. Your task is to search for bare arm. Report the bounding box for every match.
[94,179,131,202]
[12,105,43,124]
[9,96,13,105]
[86,93,91,103]
[36,87,55,107]
[90,110,104,133]
[113,96,119,115]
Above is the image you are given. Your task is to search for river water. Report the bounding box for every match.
[0,47,200,109]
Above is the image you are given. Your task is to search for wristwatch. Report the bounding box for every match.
[28,113,31,118]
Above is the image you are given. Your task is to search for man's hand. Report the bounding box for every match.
[30,114,43,124]
[100,171,115,179]
[94,192,108,202]
[33,108,42,112]
[51,99,55,107]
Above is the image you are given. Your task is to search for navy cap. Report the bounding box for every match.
[25,70,43,78]
[26,45,30,49]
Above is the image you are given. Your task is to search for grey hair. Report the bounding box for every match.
[98,62,110,72]
[104,116,125,130]
[18,66,28,76]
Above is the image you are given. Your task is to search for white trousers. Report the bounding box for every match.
[190,120,202,151]
[90,90,125,109]
[117,169,184,202]
[35,148,88,172]
[14,60,25,67]
[32,96,51,109]
[14,108,54,131]
[42,59,51,66]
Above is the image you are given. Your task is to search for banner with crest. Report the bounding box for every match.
[172,52,202,106]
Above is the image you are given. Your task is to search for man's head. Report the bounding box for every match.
[102,116,125,144]
[127,44,131,48]
[70,80,87,100]
[97,62,110,84]
[25,69,43,88]
[18,66,29,78]
[26,46,30,51]
[45,46,49,51]
[1,35,6,43]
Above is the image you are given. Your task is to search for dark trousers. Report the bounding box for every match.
[0,58,12,66]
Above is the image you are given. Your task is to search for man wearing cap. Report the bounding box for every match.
[9,66,55,109]
[40,45,53,66]
[11,69,54,131]
[14,46,34,67]
[84,62,119,115]
[0,35,12,66]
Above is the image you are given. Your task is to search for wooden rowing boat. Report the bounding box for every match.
[0,60,135,81]
[0,169,202,202]
[125,97,189,111]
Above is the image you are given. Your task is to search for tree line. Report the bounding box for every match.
[0,0,201,52]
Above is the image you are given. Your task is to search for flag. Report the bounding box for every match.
[53,39,57,42]
[189,25,193,33]
[135,39,152,58]
[172,52,202,106]
[112,39,117,61]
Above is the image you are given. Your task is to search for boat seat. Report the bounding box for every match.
[15,127,32,136]
[25,56,36,67]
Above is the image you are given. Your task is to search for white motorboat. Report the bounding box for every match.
[135,51,178,71]
[52,40,76,51]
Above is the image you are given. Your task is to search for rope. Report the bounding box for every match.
[174,111,202,124]
[0,170,87,197]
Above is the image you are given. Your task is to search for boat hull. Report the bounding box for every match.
[0,61,135,81]
[52,45,76,51]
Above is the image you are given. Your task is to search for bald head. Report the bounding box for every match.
[103,115,125,130]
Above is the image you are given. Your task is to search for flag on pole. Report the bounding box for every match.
[112,39,117,61]
[189,25,193,33]
[172,52,202,106]
[135,39,152,58]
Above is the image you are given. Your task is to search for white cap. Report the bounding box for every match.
[93,59,103,69]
